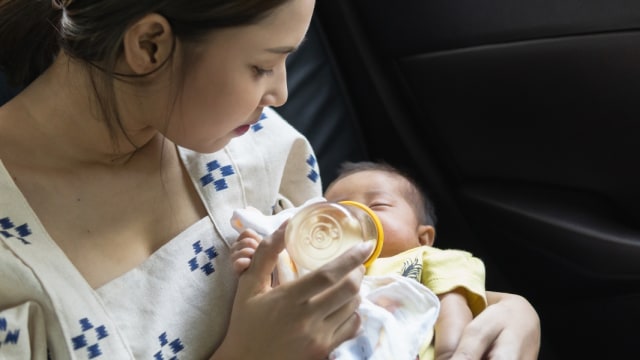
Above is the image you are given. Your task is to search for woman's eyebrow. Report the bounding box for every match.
[265,37,308,54]
[265,46,298,54]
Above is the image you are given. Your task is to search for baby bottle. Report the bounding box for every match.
[284,200,384,272]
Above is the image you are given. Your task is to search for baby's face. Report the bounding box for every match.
[324,170,424,257]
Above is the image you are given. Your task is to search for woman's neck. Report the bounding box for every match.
[0,53,160,168]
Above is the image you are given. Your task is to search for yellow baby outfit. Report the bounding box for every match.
[366,246,487,359]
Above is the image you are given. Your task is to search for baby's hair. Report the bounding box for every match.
[329,161,438,226]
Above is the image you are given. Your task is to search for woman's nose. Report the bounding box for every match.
[261,67,288,107]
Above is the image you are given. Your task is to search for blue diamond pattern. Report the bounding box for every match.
[199,161,235,191]
[71,318,109,359]
[188,241,219,276]
[0,217,32,245]
[154,332,185,360]
[251,112,268,132]
[306,154,319,183]
[0,317,20,348]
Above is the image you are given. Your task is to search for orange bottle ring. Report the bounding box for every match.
[338,200,384,268]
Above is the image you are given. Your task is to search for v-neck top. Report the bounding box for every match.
[0,107,322,359]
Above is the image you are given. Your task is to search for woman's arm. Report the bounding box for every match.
[450,291,541,360]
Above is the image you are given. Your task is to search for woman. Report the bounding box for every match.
[0,0,540,359]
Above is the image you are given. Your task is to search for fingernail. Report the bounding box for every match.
[354,241,374,254]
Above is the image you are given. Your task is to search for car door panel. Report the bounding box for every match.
[315,1,640,358]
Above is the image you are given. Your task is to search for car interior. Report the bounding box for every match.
[3,1,639,359]
[278,2,640,359]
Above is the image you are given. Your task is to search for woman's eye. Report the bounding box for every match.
[253,66,274,77]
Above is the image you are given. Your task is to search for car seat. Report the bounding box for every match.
[275,17,370,188]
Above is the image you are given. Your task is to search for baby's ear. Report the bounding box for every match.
[418,225,435,246]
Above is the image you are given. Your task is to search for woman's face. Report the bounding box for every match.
[164,0,315,153]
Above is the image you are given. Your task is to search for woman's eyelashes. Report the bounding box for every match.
[253,66,274,77]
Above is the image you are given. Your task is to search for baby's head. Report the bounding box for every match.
[324,161,437,258]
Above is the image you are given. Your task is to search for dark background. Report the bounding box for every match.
[281,1,640,358]
[3,2,640,358]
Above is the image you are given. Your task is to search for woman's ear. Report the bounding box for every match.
[122,13,173,74]
[418,225,435,247]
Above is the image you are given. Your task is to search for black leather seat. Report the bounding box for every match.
[274,17,369,188]
[0,72,18,106]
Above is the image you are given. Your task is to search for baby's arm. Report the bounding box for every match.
[230,229,262,275]
[433,288,473,360]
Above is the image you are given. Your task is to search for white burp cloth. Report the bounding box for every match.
[230,196,326,238]
[330,274,440,360]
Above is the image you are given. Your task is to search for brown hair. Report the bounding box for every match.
[0,0,290,141]
[328,161,438,226]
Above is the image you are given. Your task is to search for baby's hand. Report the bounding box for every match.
[230,229,262,275]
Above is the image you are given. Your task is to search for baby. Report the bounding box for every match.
[231,161,487,360]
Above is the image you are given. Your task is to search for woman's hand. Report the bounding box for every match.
[214,223,371,360]
[450,291,541,360]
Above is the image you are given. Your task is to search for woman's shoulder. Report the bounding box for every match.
[0,240,50,307]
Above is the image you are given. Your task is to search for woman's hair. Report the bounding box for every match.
[329,161,438,226]
[0,0,290,141]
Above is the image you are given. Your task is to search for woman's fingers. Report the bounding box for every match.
[276,243,370,351]
[309,263,364,318]
[300,262,364,349]
[224,225,371,359]
[482,329,524,360]
[449,310,500,360]
[450,292,540,360]
[324,294,362,349]
[291,242,373,301]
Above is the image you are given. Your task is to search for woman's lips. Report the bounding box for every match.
[234,124,251,135]
[234,112,263,136]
